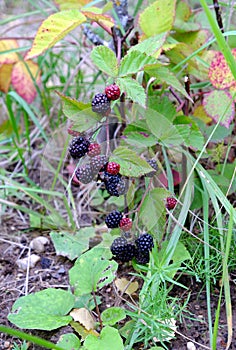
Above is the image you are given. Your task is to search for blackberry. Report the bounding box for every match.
[135,250,150,264]
[92,93,111,115]
[166,197,177,210]
[75,164,94,184]
[146,159,158,177]
[105,84,121,100]
[90,155,108,173]
[106,162,120,175]
[69,136,90,159]
[116,178,127,196]
[135,233,154,253]
[119,218,132,231]
[111,237,136,262]
[104,172,125,197]
[105,181,119,197]
[104,172,121,183]
[88,143,101,157]
[105,210,123,228]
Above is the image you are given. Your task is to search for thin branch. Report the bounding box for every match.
[213,0,224,34]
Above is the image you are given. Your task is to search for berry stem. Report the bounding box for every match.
[92,290,103,330]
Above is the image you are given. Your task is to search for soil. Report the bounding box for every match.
[1,226,236,350]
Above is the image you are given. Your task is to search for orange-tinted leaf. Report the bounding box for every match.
[209,49,236,89]
[203,90,234,128]
[11,60,41,104]
[25,10,86,60]
[0,64,13,93]
[0,40,19,64]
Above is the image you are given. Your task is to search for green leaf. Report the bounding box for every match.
[148,96,177,122]
[8,289,74,330]
[128,34,167,56]
[50,228,95,260]
[203,90,234,128]
[58,93,101,132]
[69,247,118,296]
[84,326,124,350]
[110,146,153,177]
[116,77,146,107]
[91,46,118,77]
[139,0,176,37]
[145,109,185,146]
[57,333,81,350]
[139,188,168,231]
[119,51,156,77]
[144,65,192,101]
[101,307,126,326]
[123,131,157,149]
[25,10,86,59]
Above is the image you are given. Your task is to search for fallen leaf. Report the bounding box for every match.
[70,308,95,330]
[115,277,139,296]
[0,64,13,93]
[0,40,19,64]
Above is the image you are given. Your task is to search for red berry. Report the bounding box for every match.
[166,197,177,210]
[105,84,121,100]
[106,162,120,175]
[119,218,132,231]
[87,143,101,157]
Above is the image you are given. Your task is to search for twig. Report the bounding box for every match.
[213,0,224,34]
[92,290,103,330]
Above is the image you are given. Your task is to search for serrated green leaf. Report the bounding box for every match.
[144,65,192,101]
[139,188,168,231]
[8,289,74,330]
[101,307,126,326]
[69,247,118,296]
[59,93,101,132]
[116,77,146,107]
[57,333,81,350]
[145,109,185,146]
[50,228,95,260]
[84,326,124,350]
[91,46,118,77]
[119,51,156,77]
[139,0,176,37]
[129,34,167,56]
[25,10,86,59]
[124,132,157,149]
[110,146,153,177]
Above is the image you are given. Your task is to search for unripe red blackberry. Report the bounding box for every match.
[75,164,94,184]
[166,197,177,210]
[105,84,121,100]
[119,218,132,231]
[69,136,90,159]
[105,210,123,228]
[135,233,154,253]
[87,143,101,157]
[111,237,136,262]
[106,162,120,175]
[92,93,111,115]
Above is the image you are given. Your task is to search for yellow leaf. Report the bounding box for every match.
[193,105,212,124]
[115,278,139,296]
[0,64,13,93]
[70,321,99,340]
[0,40,19,65]
[25,10,86,60]
[11,60,41,104]
[70,308,95,330]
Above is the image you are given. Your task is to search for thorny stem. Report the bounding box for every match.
[92,290,103,330]
[213,0,224,34]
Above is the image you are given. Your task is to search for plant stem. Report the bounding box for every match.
[92,290,103,330]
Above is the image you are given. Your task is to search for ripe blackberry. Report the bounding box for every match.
[135,233,154,253]
[111,237,136,262]
[104,172,125,197]
[119,218,132,231]
[146,159,158,177]
[90,155,108,173]
[105,210,123,228]
[105,181,119,197]
[75,164,94,184]
[104,172,121,183]
[69,136,90,159]
[87,143,101,157]
[116,178,127,196]
[135,250,150,264]
[105,84,121,100]
[91,93,111,115]
[106,162,120,175]
[166,197,177,210]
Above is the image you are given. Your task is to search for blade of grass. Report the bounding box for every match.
[0,325,64,350]
[199,0,236,79]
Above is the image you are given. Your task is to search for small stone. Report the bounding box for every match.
[187,341,196,350]
[29,236,49,252]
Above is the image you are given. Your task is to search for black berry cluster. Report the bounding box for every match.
[91,84,120,116]
[111,237,136,262]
